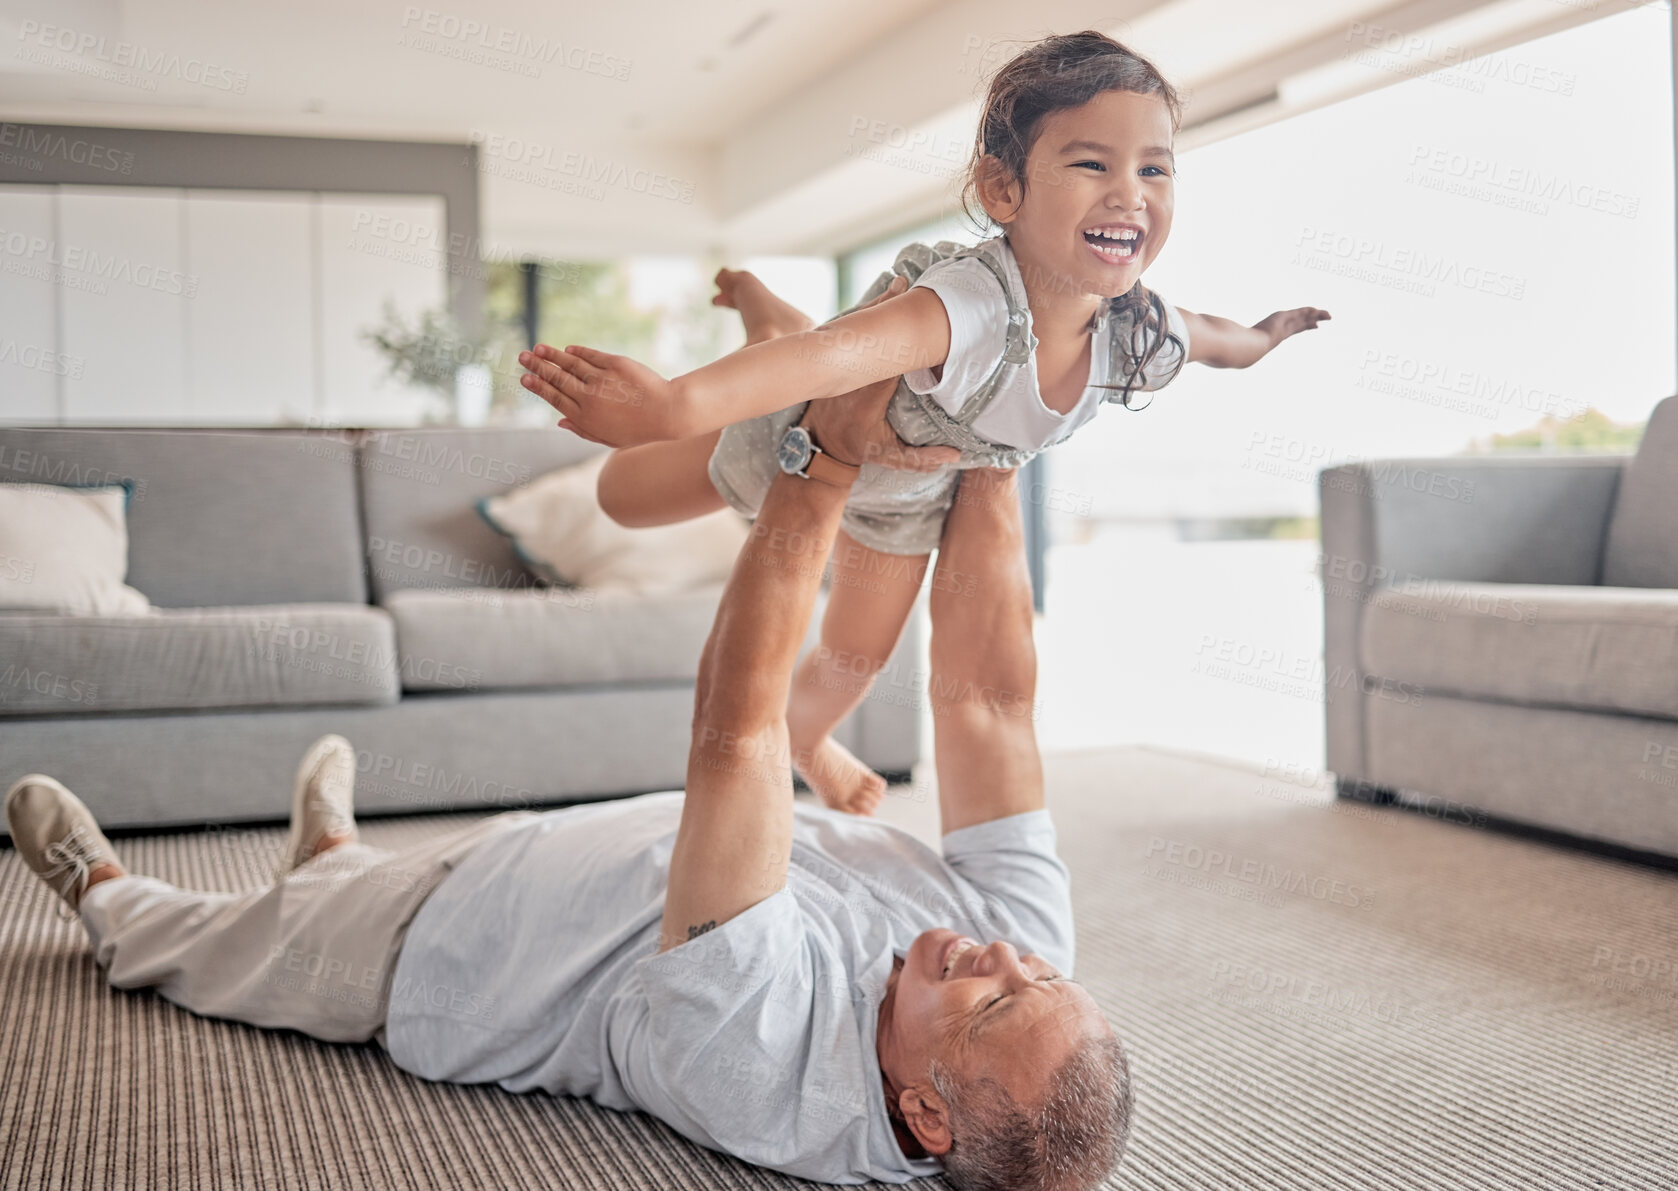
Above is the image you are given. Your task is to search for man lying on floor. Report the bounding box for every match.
[6,373,1133,1190]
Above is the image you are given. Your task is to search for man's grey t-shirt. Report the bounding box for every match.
[381,791,1075,1185]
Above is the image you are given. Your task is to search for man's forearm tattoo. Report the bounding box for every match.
[687,921,718,941]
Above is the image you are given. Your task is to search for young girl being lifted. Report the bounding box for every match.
[517,30,1330,816]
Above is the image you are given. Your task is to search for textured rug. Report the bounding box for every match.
[2,745,1673,1190]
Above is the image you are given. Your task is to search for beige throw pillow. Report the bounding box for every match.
[0,482,152,616]
[478,454,748,597]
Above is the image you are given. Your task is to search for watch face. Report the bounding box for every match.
[778,425,814,475]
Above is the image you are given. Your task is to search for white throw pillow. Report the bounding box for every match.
[478,454,749,598]
[0,482,152,616]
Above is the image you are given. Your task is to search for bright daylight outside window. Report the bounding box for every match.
[1036,2,1676,769]
[482,254,837,425]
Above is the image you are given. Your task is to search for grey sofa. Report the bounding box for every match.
[1320,394,1678,859]
[0,427,921,833]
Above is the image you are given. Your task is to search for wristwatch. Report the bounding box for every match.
[777,418,861,488]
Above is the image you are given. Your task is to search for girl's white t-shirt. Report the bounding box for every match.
[902,235,1191,452]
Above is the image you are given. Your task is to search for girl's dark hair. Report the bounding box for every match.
[958,30,1186,408]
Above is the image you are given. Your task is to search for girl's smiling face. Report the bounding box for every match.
[980,89,1176,305]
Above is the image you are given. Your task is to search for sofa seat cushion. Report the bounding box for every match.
[1361,582,1678,720]
[384,585,727,692]
[0,604,399,715]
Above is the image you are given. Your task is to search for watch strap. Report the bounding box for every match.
[803,447,861,488]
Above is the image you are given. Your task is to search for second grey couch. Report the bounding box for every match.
[1320,394,1678,859]
[0,427,922,832]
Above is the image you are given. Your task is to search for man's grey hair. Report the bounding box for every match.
[928,1034,1134,1191]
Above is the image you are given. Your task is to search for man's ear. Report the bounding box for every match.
[898,1085,954,1156]
[974,154,1021,226]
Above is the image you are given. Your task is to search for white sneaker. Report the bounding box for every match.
[276,735,359,876]
[5,774,121,912]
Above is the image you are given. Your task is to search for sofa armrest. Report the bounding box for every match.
[1318,454,1626,780]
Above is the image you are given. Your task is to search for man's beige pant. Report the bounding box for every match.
[77,812,540,1045]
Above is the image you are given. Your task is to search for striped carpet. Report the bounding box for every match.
[2,745,1674,1190]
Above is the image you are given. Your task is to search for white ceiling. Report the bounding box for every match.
[0,0,1628,259]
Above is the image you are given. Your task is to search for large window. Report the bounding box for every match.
[838,213,980,309]
[482,253,837,426]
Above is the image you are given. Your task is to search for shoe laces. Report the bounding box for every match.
[42,825,107,912]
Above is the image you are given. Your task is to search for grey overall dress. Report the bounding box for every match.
[706,236,1164,556]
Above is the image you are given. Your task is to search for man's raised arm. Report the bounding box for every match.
[926,469,1046,835]
[656,364,957,953]
[657,431,852,952]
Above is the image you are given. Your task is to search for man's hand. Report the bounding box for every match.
[519,344,690,446]
[800,388,961,473]
[798,274,960,471]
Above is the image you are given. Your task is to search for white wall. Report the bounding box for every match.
[0,186,60,423]
[0,186,447,426]
[186,190,316,424]
[59,186,190,422]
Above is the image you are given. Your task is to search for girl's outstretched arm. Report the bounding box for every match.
[521,281,952,447]
[1180,305,1331,369]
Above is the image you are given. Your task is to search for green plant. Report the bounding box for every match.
[360,302,528,420]
[1480,407,1646,453]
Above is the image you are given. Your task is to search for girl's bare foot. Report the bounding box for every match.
[795,735,887,816]
[713,268,816,345]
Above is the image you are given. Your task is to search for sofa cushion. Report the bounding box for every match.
[1601,395,1678,588]
[383,585,725,692]
[358,429,608,601]
[1361,582,1678,720]
[0,604,398,715]
[0,482,150,615]
[478,454,748,597]
[0,429,368,607]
